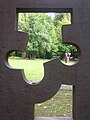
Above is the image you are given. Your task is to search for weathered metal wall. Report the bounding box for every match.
[0,0,90,120]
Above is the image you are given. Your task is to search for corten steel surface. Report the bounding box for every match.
[0,0,90,120]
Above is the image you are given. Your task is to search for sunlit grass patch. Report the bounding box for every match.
[8,58,49,81]
[35,89,72,117]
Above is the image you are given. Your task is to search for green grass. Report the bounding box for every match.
[8,57,72,117]
[35,89,72,117]
[8,58,50,81]
[9,57,75,82]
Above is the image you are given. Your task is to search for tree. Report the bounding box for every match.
[52,13,76,59]
[18,13,54,59]
[17,13,77,60]
[52,13,77,60]
[53,13,71,26]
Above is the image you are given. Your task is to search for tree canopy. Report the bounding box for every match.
[14,13,77,60]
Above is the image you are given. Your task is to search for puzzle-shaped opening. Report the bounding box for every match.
[1,1,89,120]
[7,12,76,118]
[8,12,79,83]
[3,7,81,119]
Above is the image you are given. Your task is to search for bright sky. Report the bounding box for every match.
[47,12,55,19]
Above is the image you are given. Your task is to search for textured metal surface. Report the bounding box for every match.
[0,0,90,120]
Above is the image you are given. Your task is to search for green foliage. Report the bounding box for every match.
[18,13,54,59]
[53,13,71,26]
[51,15,71,59]
[17,13,77,59]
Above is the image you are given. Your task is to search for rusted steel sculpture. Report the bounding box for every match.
[0,0,90,120]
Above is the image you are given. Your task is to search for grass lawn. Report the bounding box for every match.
[35,89,72,117]
[8,57,72,117]
[8,57,75,82]
[8,58,49,81]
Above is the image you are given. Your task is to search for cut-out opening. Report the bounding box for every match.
[35,85,73,117]
[8,12,79,83]
[5,11,77,118]
[60,43,81,66]
[8,53,50,82]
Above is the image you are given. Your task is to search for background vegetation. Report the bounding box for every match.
[10,13,78,60]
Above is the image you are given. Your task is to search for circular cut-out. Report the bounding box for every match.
[60,43,80,66]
